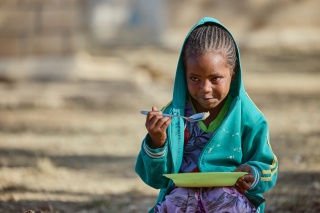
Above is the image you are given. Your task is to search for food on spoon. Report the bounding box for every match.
[202,111,210,120]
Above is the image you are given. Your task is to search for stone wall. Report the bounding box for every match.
[87,0,166,49]
[0,0,167,81]
[0,0,88,58]
[0,0,318,81]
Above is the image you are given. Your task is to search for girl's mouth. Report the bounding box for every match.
[202,97,213,100]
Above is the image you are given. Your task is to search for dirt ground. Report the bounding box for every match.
[0,48,319,213]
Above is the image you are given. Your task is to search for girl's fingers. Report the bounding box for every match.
[147,115,171,133]
[146,114,163,130]
[234,164,252,173]
[235,174,254,194]
[143,106,169,148]
[239,178,251,190]
[146,106,162,127]
[147,107,162,117]
[159,117,172,131]
[145,106,171,139]
[235,182,246,194]
[234,165,255,192]
[153,116,171,131]
[243,174,255,185]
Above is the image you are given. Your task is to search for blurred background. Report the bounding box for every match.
[0,0,319,212]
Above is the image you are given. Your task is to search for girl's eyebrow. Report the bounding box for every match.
[189,73,222,77]
[209,73,223,77]
[188,70,224,77]
[188,72,201,76]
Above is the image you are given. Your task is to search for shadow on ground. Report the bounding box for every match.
[1,171,319,213]
[0,189,157,213]
[0,148,137,178]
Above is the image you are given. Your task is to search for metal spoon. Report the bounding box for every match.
[140,110,210,122]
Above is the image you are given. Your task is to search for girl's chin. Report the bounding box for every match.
[199,102,219,110]
[191,97,220,111]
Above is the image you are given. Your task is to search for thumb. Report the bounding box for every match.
[152,106,158,112]
[234,164,251,173]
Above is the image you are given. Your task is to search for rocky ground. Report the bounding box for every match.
[0,47,319,212]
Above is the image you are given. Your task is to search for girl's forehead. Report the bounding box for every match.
[187,52,229,68]
[185,52,232,76]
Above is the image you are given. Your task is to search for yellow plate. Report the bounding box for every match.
[163,172,247,187]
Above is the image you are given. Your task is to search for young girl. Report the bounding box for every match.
[135,17,278,213]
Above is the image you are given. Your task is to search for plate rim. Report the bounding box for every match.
[163,172,247,187]
[163,171,248,177]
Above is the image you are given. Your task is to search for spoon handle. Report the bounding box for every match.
[140,110,177,117]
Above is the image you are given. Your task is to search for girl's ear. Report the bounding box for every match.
[231,66,238,81]
[231,73,236,81]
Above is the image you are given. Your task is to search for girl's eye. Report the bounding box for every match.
[211,77,220,82]
[190,77,199,82]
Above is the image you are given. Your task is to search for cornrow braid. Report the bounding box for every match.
[182,23,238,75]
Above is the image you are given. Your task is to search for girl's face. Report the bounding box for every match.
[186,52,232,112]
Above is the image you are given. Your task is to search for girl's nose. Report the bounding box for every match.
[201,80,212,93]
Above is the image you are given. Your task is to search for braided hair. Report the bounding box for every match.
[182,23,238,75]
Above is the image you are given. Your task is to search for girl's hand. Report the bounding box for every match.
[145,106,171,148]
[234,164,255,194]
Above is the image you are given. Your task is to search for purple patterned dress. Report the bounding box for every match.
[154,98,256,213]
